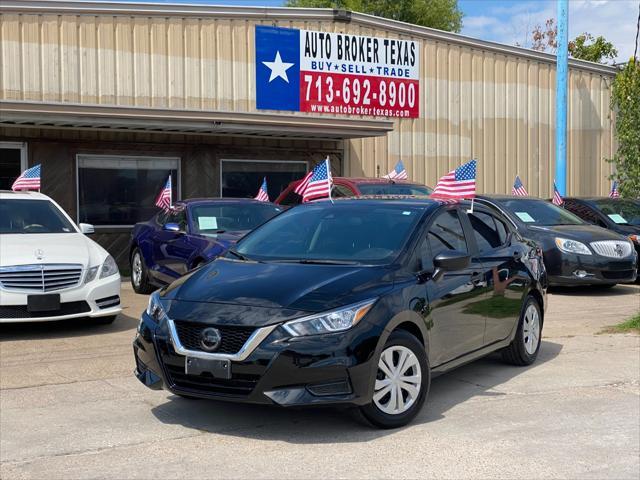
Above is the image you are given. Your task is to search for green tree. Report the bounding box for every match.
[524,19,618,64]
[609,58,640,198]
[285,0,463,33]
[569,33,618,64]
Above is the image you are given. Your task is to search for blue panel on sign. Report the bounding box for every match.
[255,26,300,111]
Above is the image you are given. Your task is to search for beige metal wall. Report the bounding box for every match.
[0,7,617,196]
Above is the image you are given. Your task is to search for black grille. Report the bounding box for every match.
[0,301,91,319]
[164,363,259,396]
[96,295,120,309]
[602,270,635,280]
[174,321,255,354]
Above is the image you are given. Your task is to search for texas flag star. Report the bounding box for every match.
[262,51,294,83]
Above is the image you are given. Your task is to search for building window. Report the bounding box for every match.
[220,159,308,200]
[77,155,179,227]
[0,142,28,190]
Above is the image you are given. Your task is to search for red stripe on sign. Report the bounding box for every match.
[299,71,419,118]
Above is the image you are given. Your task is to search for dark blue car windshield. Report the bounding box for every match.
[591,199,640,226]
[190,203,282,234]
[235,203,424,264]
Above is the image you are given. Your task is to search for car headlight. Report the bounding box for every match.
[99,255,119,279]
[554,237,592,255]
[84,266,99,284]
[282,299,376,337]
[146,291,168,323]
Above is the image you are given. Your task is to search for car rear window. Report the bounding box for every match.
[0,199,76,234]
[357,183,433,196]
[235,203,424,264]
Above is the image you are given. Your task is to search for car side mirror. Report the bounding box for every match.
[163,223,182,233]
[79,223,95,234]
[431,250,470,282]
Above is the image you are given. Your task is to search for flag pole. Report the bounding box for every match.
[466,197,474,214]
[326,156,334,204]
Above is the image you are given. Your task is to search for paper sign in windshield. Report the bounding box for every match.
[515,212,536,223]
[198,216,218,230]
[607,213,627,224]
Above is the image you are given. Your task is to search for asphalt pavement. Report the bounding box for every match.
[1,282,639,479]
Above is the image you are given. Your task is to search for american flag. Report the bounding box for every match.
[155,175,172,210]
[609,181,620,198]
[11,164,41,191]
[294,158,333,203]
[431,159,477,199]
[552,181,564,206]
[383,160,408,180]
[254,177,269,202]
[512,175,528,196]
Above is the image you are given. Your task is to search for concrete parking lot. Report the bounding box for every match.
[1,282,639,479]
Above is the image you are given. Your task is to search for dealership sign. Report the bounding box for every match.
[255,26,420,118]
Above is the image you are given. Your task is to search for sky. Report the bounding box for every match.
[118,0,639,63]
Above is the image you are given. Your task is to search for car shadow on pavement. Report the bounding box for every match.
[549,283,639,297]
[0,311,139,340]
[150,340,563,441]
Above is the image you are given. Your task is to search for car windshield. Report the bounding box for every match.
[234,202,424,264]
[357,183,433,196]
[591,199,640,226]
[0,199,76,234]
[499,199,585,226]
[190,203,283,234]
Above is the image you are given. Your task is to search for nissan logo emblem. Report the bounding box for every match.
[200,327,222,352]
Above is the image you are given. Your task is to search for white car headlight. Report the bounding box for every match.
[282,299,376,337]
[555,237,592,255]
[99,255,119,279]
[84,266,99,284]
[146,291,168,323]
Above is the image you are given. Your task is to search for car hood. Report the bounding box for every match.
[162,257,395,325]
[0,233,100,267]
[525,224,628,242]
[610,224,640,236]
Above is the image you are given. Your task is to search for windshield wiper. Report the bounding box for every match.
[226,249,250,261]
[268,259,359,265]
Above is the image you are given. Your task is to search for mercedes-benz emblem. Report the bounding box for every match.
[34,249,44,261]
[200,327,222,352]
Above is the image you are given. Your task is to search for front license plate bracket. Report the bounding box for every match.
[185,356,231,379]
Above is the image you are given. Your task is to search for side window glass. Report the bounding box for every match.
[332,185,354,198]
[156,211,169,225]
[467,211,502,252]
[494,217,509,245]
[427,210,468,260]
[281,190,302,206]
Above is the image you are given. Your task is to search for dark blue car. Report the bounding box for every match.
[129,199,283,293]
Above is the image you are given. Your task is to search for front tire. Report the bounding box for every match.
[359,330,430,429]
[502,295,542,366]
[130,248,154,294]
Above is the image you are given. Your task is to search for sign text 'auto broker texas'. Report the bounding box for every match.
[255,26,420,118]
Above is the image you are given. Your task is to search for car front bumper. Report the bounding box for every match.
[133,311,382,407]
[544,249,638,286]
[0,275,122,323]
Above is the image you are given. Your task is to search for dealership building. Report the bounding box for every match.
[0,0,618,267]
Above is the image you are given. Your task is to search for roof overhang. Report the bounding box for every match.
[0,101,394,140]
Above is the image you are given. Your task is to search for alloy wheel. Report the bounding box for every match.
[522,303,541,355]
[132,252,142,287]
[373,345,422,415]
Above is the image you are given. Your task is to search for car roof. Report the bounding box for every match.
[0,190,49,200]
[300,195,463,210]
[477,194,547,202]
[337,177,427,185]
[175,197,280,206]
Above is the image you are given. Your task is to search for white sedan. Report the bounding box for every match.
[0,191,122,323]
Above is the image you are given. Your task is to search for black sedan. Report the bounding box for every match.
[134,197,546,428]
[561,197,640,270]
[476,195,638,286]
